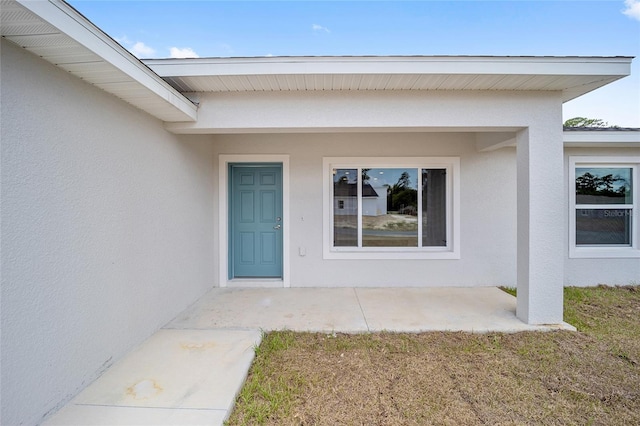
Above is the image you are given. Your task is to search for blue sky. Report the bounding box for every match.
[69,0,640,126]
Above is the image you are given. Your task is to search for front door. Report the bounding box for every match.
[229,164,283,278]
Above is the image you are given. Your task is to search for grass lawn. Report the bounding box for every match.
[227,286,639,425]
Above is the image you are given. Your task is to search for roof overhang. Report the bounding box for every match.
[144,56,633,103]
[563,129,640,148]
[1,0,197,122]
[1,0,633,123]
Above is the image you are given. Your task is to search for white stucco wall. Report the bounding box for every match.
[564,147,640,286]
[1,40,216,425]
[210,135,639,289]
[201,88,567,324]
[168,90,558,134]
[212,132,518,287]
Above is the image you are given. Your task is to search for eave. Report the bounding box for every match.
[144,56,633,103]
[563,129,640,148]
[1,0,197,122]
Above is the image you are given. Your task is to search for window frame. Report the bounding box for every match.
[569,156,640,259]
[323,157,460,260]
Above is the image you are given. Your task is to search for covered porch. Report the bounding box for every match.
[143,56,633,326]
[169,286,575,333]
[44,286,575,425]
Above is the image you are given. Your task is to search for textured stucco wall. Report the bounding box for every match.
[564,147,640,286]
[202,91,565,324]
[210,135,640,289]
[1,40,215,425]
[212,132,519,287]
[169,89,562,133]
[515,123,565,324]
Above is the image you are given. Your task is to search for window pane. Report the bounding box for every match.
[362,168,418,247]
[422,169,447,247]
[576,209,632,245]
[333,169,358,246]
[575,168,632,204]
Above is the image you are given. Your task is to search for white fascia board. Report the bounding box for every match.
[563,131,640,147]
[144,56,632,79]
[17,0,196,121]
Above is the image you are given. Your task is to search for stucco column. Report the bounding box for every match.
[516,126,564,324]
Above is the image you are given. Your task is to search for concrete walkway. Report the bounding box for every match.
[44,287,575,425]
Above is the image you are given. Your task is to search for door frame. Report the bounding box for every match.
[219,154,290,287]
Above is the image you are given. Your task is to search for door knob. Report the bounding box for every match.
[273,224,281,230]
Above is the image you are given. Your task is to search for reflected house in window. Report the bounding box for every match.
[333,181,388,217]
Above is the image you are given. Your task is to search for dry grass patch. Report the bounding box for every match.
[228,286,640,425]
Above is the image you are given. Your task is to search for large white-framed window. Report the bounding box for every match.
[323,157,460,260]
[569,156,639,258]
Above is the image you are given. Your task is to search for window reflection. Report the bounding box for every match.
[332,165,450,249]
[575,167,633,246]
[333,169,358,246]
[575,168,632,204]
[362,168,418,247]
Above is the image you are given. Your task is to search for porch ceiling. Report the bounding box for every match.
[1,0,197,122]
[144,56,633,103]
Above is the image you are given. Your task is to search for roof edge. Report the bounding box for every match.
[563,128,640,147]
[144,55,633,78]
[13,0,197,121]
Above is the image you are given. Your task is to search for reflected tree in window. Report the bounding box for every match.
[363,168,418,247]
[388,171,418,215]
[575,167,633,246]
[331,164,452,250]
[576,168,632,204]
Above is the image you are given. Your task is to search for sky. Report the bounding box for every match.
[68,0,640,127]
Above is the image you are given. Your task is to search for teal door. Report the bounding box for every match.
[229,164,283,278]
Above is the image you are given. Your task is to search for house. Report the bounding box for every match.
[333,180,386,217]
[1,0,639,424]
[335,180,390,217]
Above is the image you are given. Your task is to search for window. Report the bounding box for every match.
[323,157,460,259]
[569,156,639,258]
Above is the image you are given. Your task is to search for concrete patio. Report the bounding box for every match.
[44,287,575,425]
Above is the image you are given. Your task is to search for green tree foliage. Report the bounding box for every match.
[575,172,628,198]
[388,172,417,214]
[564,117,612,128]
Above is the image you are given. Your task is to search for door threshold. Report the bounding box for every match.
[227,279,285,288]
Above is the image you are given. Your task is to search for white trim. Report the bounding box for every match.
[145,56,632,78]
[323,157,460,260]
[219,155,291,287]
[12,0,197,122]
[569,156,640,259]
[563,131,640,148]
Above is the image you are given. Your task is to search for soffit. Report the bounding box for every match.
[1,0,196,122]
[145,56,632,103]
